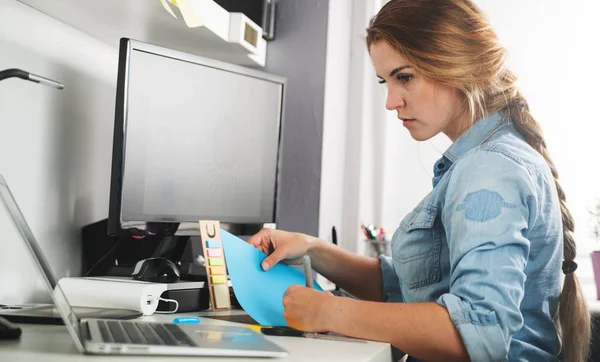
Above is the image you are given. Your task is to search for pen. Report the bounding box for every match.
[172,317,201,324]
[360,224,371,239]
[332,226,338,246]
[242,324,264,333]
[302,255,313,289]
[261,326,366,343]
[331,226,340,291]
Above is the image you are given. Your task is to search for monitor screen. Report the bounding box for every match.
[108,39,285,235]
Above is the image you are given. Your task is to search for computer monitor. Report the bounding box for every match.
[108,38,285,236]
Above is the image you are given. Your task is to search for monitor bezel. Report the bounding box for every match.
[107,38,285,236]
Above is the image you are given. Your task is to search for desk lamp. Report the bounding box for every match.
[0,67,63,339]
[0,68,64,89]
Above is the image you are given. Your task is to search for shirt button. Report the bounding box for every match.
[437,163,445,169]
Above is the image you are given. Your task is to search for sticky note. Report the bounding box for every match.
[221,229,322,326]
[208,258,224,266]
[213,284,231,309]
[207,332,222,341]
[206,240,221,248]
[211,275,227,284]
[210,266,225,275]
[207,249,222,257]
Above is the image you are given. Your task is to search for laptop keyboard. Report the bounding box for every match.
[97,320,194,346]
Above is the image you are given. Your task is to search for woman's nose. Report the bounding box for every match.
[386,88,406,111]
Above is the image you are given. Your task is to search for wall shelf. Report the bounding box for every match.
[17,0,267,67]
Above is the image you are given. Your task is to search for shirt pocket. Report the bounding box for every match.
[393,205,442,289]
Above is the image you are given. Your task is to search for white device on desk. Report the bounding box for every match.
[56,278,168,316]
[0,174,287,358]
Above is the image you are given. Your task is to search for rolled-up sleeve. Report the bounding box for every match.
[437,150,537,361]
[379,255,403,302]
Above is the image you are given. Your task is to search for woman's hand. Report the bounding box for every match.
[247,228,315,271]
[282,285,335,332]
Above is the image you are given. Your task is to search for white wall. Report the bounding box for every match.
[318,0,352,244]
[340,0,388,256]
[0,0,116,304]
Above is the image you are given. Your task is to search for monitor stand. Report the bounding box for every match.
[82,219,200,280]
[81,219,272,281]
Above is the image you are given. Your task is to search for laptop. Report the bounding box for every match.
[0,174,288,357]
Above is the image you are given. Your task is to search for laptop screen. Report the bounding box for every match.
[0,175,84,352]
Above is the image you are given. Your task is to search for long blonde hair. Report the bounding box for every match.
[366,1,590,361]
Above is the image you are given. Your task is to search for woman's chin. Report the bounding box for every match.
[407,129,434,142]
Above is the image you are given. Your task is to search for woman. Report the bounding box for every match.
[248,1,590,361]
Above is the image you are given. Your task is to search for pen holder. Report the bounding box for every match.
[363,239,391,258]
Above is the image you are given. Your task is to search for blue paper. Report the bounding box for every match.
[221,229,322,326]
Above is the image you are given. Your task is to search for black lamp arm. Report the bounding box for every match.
[0,68,64,89]
[0,68,28,81]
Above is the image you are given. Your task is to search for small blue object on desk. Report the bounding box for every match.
[172,317,201,324]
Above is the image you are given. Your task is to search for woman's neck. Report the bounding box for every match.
[444,110,475,142]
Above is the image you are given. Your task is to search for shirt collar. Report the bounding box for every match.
[443,112,509,163]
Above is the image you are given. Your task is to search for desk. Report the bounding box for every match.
[0,310,392,362]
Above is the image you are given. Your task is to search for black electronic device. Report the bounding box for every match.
[82,218,192,278]
[0,316,21,340]
[0,305,141,326]
[131,257,181,283]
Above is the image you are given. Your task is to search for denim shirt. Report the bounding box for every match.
[380,112,562,361]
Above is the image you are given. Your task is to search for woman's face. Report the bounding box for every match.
[369,40,468,141]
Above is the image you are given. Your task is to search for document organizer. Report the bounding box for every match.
[199,220,232,311]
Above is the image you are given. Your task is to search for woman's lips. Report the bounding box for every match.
[401,118,416,127]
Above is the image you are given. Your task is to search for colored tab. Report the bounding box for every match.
[207,249,222,257]
[206,240,221,248]
[207,332,222,341]
[213,284,231,309]
[210,266,226,275]
[211,275,227,284]
[208,257,224,266]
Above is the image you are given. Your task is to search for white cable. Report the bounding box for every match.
[154,297,179,314]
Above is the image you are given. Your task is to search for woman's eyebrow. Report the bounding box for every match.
[389,65,412,77]
[376,65,412,79]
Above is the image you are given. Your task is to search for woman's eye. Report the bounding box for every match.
[377,74,412,85]
[396,74,412,83]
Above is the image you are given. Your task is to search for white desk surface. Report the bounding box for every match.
[0,309,392,362]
